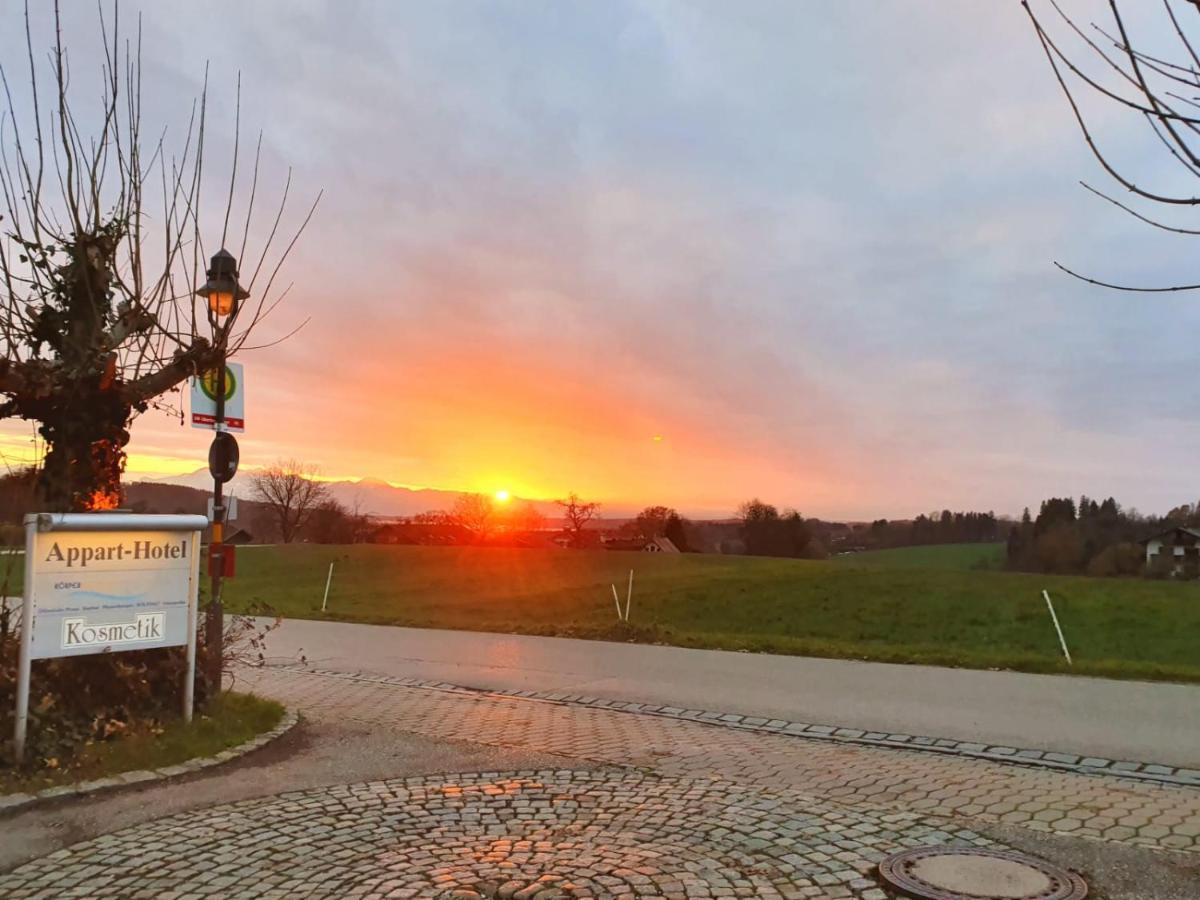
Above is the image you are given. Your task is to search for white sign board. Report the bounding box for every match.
[27,528,197,659]
[13,513,207,761]
[190,362,245,431]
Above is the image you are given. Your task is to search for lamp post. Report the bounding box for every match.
[196,249,248,693]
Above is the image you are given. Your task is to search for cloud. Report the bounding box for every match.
[2,0,1199,519]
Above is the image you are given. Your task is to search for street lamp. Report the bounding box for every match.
[195,249,248,694]
[197,248,249,318]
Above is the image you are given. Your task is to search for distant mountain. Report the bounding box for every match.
[320,480,645,519]
[124,481,271,529]
[144,469,571,519]
[142,468,220,492]
[322,479,512,519]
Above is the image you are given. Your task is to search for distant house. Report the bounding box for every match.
[602,536,680,553]
[645,536,679,553]
[1140,526,1200,575]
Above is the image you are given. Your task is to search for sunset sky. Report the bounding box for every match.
[3,1,1200,520]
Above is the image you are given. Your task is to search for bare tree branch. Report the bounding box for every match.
[1080,180,1200,234]
[1053,261,1200,291]
[1025,0,1200,291]
[0,3,318,510]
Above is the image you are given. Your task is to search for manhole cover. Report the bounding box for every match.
[877,847,1087,900]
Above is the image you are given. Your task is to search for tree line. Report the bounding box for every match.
[1,461,1187,579]
[1005,496,1150,577]
[734,499,823,558]
[865,511,1001,550]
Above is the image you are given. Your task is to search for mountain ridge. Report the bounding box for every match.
[141,469,626,518]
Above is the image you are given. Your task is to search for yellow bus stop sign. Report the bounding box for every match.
[190,362,244,431]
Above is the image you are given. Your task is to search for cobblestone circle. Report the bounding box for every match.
[0,769,998,899]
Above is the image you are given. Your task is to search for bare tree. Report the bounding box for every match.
[1024,1,1200,291]
[348,491,373,543]
[447,492,495,541]
[555,492,600,548]
[0,3,318,511]
[510,501,547,533]
[250,459,328,543]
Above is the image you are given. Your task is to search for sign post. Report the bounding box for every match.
[13,516,35,764]
[12,512,207,762]
[192,361,245,689]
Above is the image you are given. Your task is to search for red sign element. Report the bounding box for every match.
[207,543,236,578]
[192,414,245,430]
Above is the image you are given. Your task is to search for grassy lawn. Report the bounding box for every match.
[223,544,1200,683]
[1,692,283,795]
[833,542,1006,571]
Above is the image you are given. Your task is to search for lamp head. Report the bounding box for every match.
[196,249,249,317]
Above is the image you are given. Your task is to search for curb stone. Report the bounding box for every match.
[0,707,298,818]
[276,664,1200,790]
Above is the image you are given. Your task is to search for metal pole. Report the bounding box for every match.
[205,356,227,693]
[183,530,199,722]
[13,516,36,762]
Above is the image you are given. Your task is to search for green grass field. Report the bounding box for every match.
[833,542,1006,571]
[222,544,1200,683]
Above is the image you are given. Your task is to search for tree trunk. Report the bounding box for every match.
[36,388,132,512]
[278,510,295,544]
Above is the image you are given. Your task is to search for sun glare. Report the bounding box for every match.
[494,489,511,503]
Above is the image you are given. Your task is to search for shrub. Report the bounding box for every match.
[1033,526,1086,574]
[1085,542,1145,577]
[801,538,829,560]
[0,604,280,771]
[1,608,204,769]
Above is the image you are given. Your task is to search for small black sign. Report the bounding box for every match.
[208,432,240,484]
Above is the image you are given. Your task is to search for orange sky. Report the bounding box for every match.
[165,338,846,516]
[0,341,847,518]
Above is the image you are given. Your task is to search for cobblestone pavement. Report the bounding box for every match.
[286,664,1200,787]
[237,667,1200,855]
[0,770,997,899]
[1,664,1197,898]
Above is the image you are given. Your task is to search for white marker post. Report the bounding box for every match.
[321,562,335,612]
[611,584,623,621]
[1042,589,1072,666]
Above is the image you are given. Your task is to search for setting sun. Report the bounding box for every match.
[494,490,511,503]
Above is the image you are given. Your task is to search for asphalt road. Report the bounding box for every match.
[257,617,1200,767]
